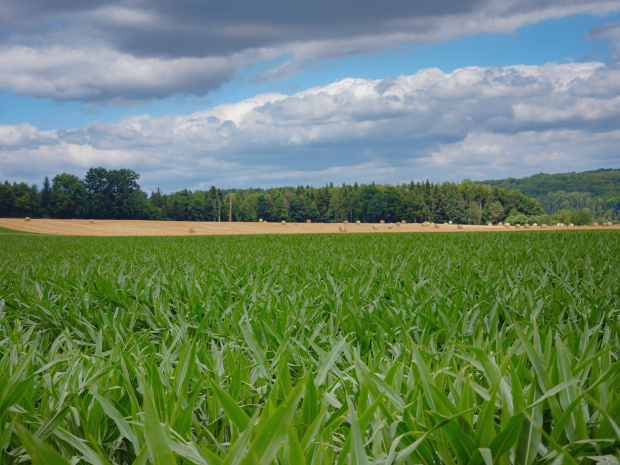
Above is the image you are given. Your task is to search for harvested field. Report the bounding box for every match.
[0,218,615,236]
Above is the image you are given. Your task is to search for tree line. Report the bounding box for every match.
[3,166,598,225]
[483,168,620,220]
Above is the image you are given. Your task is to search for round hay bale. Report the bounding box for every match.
[504,223,510,227]
[339,225,347,233]
[24,217,31,222]
[515,224,520,228]
[533,223,537,227]
[396,222,401,226]
[259,218,263,222]
[380,220,385,224]
[525,224,530,228]
[307,219,311,223]
[282,220,286,225]
[569,223,574,227]
[388,223,393,229]
[434,223,439,228]
[89,219,95,224]
[373,225,379,230]
[541,224,547,228]
[343,220,348,225]
[591,222,598,227]
[189,228,195,234]
[449,221,453,225]
[356,220,360,225]
[499,222,503,226]
[488,223,492,226]
[458,224,463,229]
[402,220,407,224]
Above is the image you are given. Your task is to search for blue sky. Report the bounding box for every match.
[1,0,620,190]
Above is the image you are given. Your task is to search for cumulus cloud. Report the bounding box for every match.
[2,61,620,189]
[0,0,619,102]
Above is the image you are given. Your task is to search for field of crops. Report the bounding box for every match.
[1,231,619,465]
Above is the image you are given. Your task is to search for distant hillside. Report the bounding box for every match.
[481,169,620,220]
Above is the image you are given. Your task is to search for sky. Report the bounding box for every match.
[1,0,620,192]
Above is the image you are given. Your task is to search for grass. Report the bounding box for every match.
[0,231,619,464]
[0,226,44,235]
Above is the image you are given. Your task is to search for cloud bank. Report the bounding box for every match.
[0,0,619,102]
[2,62,620,189]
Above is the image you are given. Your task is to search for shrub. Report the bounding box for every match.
[572,209,591,226]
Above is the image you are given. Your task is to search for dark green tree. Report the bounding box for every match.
[448,202,468,224]
[401,190,428,223]
[572,210,591,225]
[0,184,16,217]
[430,185,447,222]
[288,196,304,222]
[488,201,504,224]
[50,174,87,219]
[41,176,52,217]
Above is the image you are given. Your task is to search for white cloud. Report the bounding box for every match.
[0,45,264,101]
[2,62,620,189]
[0,0,619,102]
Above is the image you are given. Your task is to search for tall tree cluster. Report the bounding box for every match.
[0,169,554,224]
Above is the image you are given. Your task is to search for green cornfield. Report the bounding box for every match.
[1,231,619,464]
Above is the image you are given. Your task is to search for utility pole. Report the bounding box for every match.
[229,193,232,222]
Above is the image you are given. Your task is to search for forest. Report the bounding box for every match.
[483,168,620,220]
[0,166,605,224]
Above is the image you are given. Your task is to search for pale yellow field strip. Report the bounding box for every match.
[0,218,617,237]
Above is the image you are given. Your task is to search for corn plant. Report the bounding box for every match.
[0,231,619,464]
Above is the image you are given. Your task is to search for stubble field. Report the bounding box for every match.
[0,231,619,464]
[0,218,614,236]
